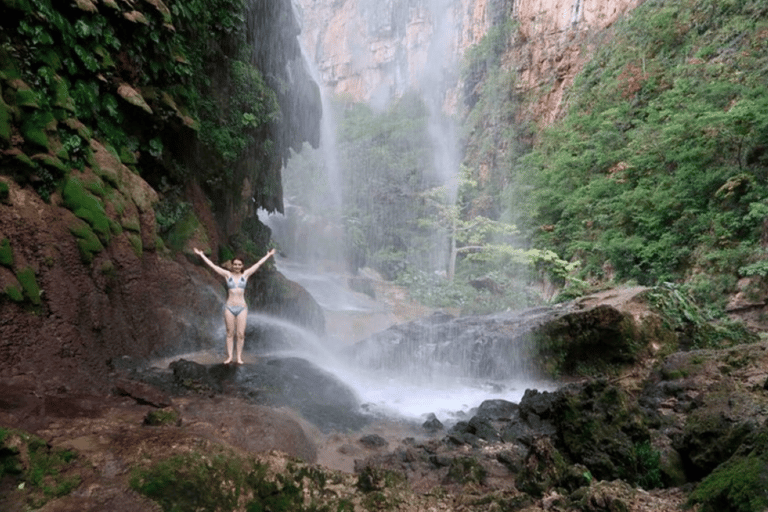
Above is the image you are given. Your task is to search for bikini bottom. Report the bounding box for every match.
[225,304,247,317]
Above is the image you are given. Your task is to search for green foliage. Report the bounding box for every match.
[643,283,758,349]
[0,237,13,267]
[634,440,663,490]
[2,0,282,223]
[506,0,768,295]
[0,428,81,508]
[446,457,487,485]
[199,60,280,164]
[688,432,768,512]
[131,450,340,512]
[15,266,41,305]
[143,408,180,426]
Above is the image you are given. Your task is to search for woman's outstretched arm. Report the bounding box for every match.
[193,248,230,279]
[243,248,276,278]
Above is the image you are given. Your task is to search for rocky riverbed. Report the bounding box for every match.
[2,286,768,511]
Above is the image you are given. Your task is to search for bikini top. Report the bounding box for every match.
[226,274,247,290]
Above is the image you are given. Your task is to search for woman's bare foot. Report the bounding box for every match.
[235,359,244,365]
[223,357,232,364]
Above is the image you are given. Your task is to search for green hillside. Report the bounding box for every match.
[502,0,768,307]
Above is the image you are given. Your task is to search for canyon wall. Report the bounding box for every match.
[296,0,641,121]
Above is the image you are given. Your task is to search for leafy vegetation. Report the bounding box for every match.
[503,0,768,304]
[131,450,351,512]
[688,431,768,512]
[0,428,81,508]
[1,0,283,262]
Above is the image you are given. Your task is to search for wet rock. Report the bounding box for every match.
[496,444,528,473]
[348,276,376,299]
[422,413,444,432]
[113,377,172,408]
[500,417,541,445]
[519,388,557,419]
[476,398,518,419]
[349,287,659,381]
[359,434,388,448]
[571,479,635,512]
[170,358,222,392]
[468,415,501,442]
[515,437,571,497]
[238,357,368,432]
[553,380,649,483]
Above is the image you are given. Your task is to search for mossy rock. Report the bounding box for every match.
[164,210,201,253]
[0,180,10,203]
[126,232,142,258]
[31,153,68,174]
[12,82,39,109]
[553,380,651,484]
[10,150,36,171]
[20,116,51,150]
[15,267,41,305]
[0,237,13,266]
[0,96,12,142]
[143,408,181,426]
[118,145,137,165]
[70,221,105,263]
[61,117,92,139]
[688,432,768,512]
[515,437,573,497]
[4,284,24,302]
[51,75,76,112]
[445,456,487,485]
[63,176,111,243]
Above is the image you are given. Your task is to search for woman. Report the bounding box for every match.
[193,247,276,364]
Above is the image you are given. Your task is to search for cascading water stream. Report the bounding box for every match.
[250,0,554,426]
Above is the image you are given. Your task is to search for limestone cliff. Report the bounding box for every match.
[297,0,640,122]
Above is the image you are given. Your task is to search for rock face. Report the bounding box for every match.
[348,286,661,380]
[0,0,324,394]
[297,0,640,120]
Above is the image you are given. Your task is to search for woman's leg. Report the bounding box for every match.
[235,308,248,364]
[224,309,236,364]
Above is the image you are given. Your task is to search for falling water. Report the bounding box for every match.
[252,0,552,426]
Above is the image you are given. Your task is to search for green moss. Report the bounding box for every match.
[118,145,137,164]
[20,118,50,150]
[14,85,39,109]
[0,96,12,142]
[63,176,110,243]
[143,408,180,426]
[0,428,81,508]
[164,209,200,252]
[4,284,24,302]
[131,450,315,512]
[15,267,41,305]
[0,237,13,267]
[34,153,68,174]
[446,456,487,485]
[51,75,76,112]
[126,232,143,257]
[688,433,768,512]
[69,221,104,263]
